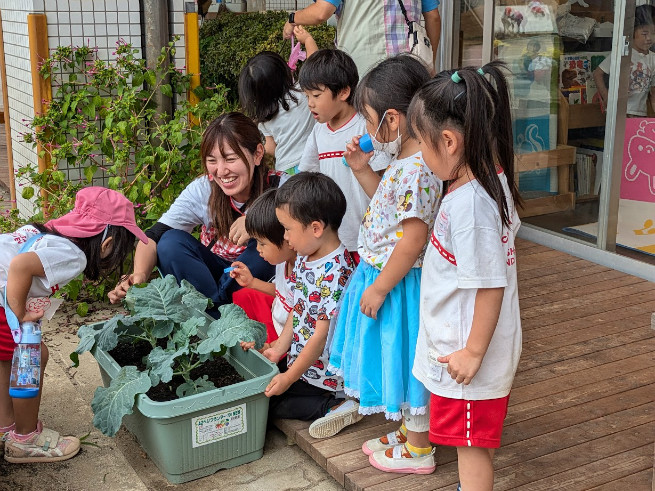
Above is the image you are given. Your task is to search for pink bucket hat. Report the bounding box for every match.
[46,187,148,244]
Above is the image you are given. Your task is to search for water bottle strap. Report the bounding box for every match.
[2,233,46,343]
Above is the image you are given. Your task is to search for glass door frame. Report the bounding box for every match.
[442,0,655,281]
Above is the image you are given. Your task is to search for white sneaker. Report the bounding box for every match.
[362,430,407,455]
[308,400,363,439]
[368,444,436,474]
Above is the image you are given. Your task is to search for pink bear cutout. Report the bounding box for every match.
[625,120,655,195]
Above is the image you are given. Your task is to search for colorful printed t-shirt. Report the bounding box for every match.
[288,244,356,391]
[358,152,442,270]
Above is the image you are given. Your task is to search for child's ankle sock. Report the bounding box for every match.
[9,421,42,442]
[403,441,433,458]
[380,424,407,445]
[0,422,15,439]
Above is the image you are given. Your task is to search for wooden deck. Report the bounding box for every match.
[274,238,655,490]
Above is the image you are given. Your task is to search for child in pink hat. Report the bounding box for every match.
[0,186,147,463]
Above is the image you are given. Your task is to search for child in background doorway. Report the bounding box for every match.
[325,55,443,474]
[238,26,317,175]
[0,187,148,463]
[230,188,296,349]
[263,172,360,436]
[408,62,523,491]
[593,5,655,117]
[298,49,389,256]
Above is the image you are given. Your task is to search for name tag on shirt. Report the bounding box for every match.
[427,348,449,382]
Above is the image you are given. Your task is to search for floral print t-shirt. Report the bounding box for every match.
[358,152,442,270]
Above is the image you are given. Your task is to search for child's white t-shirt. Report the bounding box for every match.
[0,225,86,300]
[599,49,655,116]
[259,87,316,172]
[358,152,442,270]
[299,113,390,251]
[413,172,522,401]
[271,261,294,335]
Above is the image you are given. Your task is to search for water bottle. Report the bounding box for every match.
[8,322,41,399]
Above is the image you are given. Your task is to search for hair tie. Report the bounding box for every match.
[477,68,485,75]
[451,71,462,83]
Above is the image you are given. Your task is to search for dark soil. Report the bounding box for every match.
[108,340,245,402]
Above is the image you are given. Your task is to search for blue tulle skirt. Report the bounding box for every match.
[328,261,429,420]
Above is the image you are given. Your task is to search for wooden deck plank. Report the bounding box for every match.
[269,241,655,489]
[522,299,655,340]
[499,439,654,491]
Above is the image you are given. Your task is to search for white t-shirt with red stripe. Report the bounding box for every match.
[271,261,294,336]
[299,113,389,251]
[413,172,522,401]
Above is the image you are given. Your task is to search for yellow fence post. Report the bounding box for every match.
[184,2,200,126]
[27,13,52,215]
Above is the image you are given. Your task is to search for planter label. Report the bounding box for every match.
[191,403,248,448]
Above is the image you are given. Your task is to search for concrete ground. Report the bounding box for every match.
[0,303,342,491]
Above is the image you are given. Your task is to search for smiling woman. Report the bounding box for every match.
[108,113,281,312]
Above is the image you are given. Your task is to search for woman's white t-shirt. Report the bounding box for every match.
[413,173,522,401]
[0,225,86,301]
[259,88,316,172]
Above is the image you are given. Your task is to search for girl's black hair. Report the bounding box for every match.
[354,54,430,140]
[33,222,136,281]
[408,61,522,227]
[635,5,655,29]
[245,188,285,247]
[239,51,299,123]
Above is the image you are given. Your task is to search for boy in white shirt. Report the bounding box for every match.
[263,172,360,438]
[593,5,655,117]
[298,49,389,256]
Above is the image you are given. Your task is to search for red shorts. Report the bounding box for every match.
[0,307,16,361]
[232,288,279,344]
[429,393,510,449]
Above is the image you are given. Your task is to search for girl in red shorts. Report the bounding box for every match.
[408,62,523,490]
[0,187,147,463]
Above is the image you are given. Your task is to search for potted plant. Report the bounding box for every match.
[72,275,278,484]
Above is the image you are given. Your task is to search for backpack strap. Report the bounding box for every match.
[396,0,412,27]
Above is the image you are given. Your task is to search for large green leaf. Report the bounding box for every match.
[196,304,266,355]
[147,344,189,385]
[175,375,216,398]
[71,315,133,367]
[91,366,152,437]
[172,317,206,348]
[180,279,213,312]
[124,275,210,324]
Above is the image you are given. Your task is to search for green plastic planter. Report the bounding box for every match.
[92,329,278,484]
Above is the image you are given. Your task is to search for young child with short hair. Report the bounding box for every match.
[593,5,655,117]
[230,189,296,347]
[298,49,389,255]
[262,172,360,436]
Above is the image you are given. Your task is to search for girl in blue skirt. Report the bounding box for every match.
[327,55,443,474]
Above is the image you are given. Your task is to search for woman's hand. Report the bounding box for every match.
[108,273,148,304]
[344,136,374,173]
[229,216,250,246]
[359,283,387,320]
[229,261,254,288]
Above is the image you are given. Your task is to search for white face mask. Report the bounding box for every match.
[370,110,401,158]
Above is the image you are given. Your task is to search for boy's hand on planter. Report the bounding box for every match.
[265,372,292,397]
[240,340,256,351]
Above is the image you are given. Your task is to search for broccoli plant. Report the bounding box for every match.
[72,275,267,436]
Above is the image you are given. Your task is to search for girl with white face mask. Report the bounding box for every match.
[323,55,444,475]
